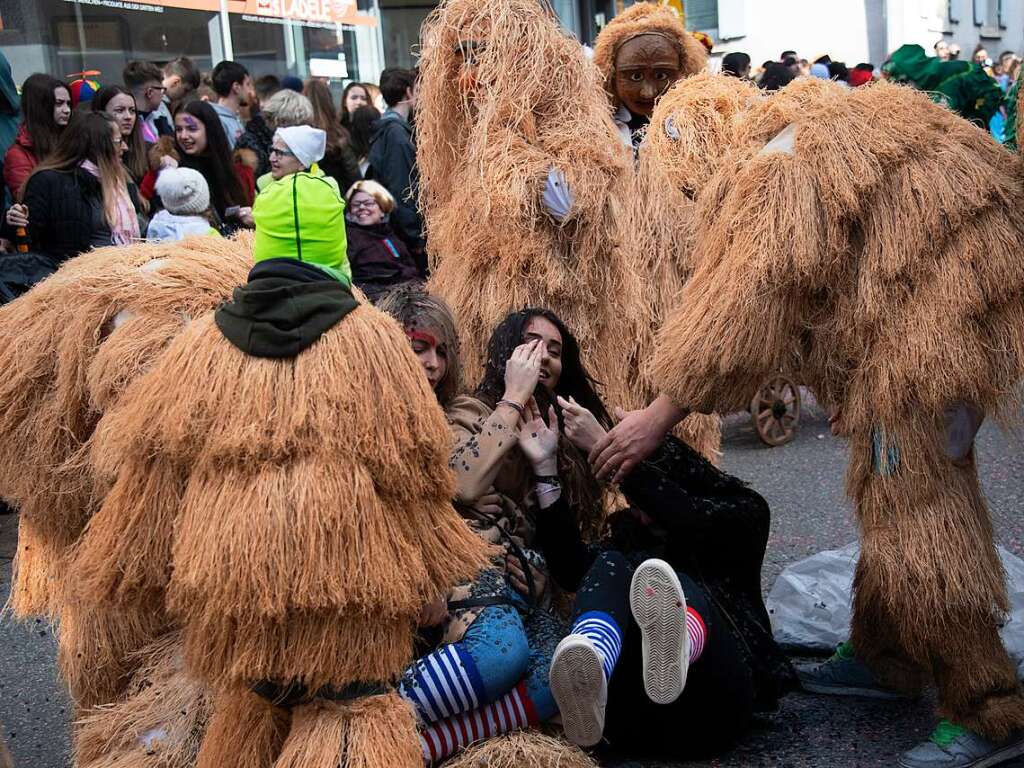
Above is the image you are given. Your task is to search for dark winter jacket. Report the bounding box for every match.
[345,218,421,302]
[365,110,424,254]
[21,167,144,264]
[319,144,362,200]
[0,51,19,211]
[534,436,798,714]
[235,111,274,178]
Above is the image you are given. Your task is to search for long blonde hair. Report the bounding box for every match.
[28,111,132,230]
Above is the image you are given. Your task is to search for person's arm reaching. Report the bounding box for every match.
[589,394,688,483]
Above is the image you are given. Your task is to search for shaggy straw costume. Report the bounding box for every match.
[74,633,211,768]
[418,0,641,406]
[71,280,490,766]
[443,731,597,768]
[651,78,1024,738]
[0,236,250,709]
[592,6,719,458]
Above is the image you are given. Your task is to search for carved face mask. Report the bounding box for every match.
[455,39,485,100]
[613,33,683,118]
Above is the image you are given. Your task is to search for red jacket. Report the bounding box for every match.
[3,124,37,202]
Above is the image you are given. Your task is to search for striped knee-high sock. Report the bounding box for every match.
[571,610,624,680]
[687,607,707,663]
[399,643,487,725]
[419,681,538,764]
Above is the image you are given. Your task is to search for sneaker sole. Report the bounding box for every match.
[799,679,908,700]
[549,636,607,747]
[630,559,688,705]
[897,736,1024,768]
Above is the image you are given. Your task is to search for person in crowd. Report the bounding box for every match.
[721,51,751,79]
[146,166,218,241]
[810,62,831,79]
[15,111,143,263]
[255,74,281,103]
[162,56,201,112]
[759,61,797,91]
[142,100,253,233]
[828,61,851,85]
[210,60,253,150]
[0,52,20,229]
[366,67,425,261]
[544,387,795,759]
[973,44,992,69]
[280,75,304,93]
[123,60,172,141]
[345,180,420,301]
[92,85,149,184]
[849,63,875,87]
[304,78,361,195]
[349,104,380,177]
[339,81,370,130]
[238,88,314,181]
[252,124,349,284]
[935,39,951,61]
[4,74,71,202]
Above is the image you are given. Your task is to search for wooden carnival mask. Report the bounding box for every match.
[614,33,684,117]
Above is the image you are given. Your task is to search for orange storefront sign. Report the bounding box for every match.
[245,0,372,25]
[110,0,374,26]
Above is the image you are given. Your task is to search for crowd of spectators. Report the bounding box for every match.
[0,55,427,302]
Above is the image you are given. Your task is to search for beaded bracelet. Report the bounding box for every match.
[497,399,525,416]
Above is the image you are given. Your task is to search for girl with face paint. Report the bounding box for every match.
[139,101,254,233]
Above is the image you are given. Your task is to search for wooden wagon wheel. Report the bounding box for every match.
[751,375,801,447]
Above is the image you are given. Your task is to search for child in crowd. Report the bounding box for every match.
[146,167,218,241]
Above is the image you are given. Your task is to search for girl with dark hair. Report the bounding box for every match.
[3,74,71,200]
[141,100,254,232]
[303,78,361,194]
[17,111,143,263]
[349,104,381,176]
[91,85,149,183]
[446,310,793,763]
[339,81,370,130]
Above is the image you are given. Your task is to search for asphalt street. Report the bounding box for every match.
[2,399,1024,767]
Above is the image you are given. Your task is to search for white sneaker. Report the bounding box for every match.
[630,558,688,705]
[549,634,608,747]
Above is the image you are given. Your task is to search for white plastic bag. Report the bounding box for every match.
[767,543,1024,677]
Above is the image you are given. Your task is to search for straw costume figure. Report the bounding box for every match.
[591,5,722,460]
[598,78,1024,766]
[418,0,641,410]
[0,236,251,710]
[591,1,708,150]
[68,193,490,768]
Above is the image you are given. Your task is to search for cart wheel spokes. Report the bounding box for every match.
[751,375,801,446]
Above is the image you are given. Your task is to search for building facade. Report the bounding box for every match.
[0,0,1020,93]
[701,0,1023,72]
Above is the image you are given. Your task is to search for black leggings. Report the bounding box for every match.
[573,551,755,760]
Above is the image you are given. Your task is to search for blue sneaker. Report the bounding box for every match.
[797,641,906,699]
[898,720,1024,768]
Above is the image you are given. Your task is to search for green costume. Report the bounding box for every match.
[252,164,352,285]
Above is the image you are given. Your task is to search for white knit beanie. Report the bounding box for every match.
[275,125,327,169]
[155,167,210,216]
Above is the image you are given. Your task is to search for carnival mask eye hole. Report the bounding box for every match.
[665,116,681,141]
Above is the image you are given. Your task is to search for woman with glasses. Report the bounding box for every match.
[344,180,421,302]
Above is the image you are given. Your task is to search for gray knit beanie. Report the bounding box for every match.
[155,167,211,216]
